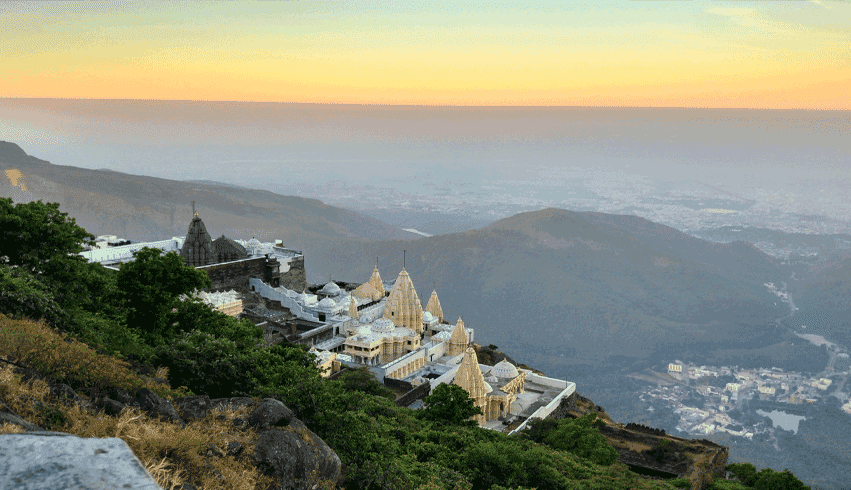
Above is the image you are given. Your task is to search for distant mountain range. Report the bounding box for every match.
[1,141,795,373]
[0,141,420,280]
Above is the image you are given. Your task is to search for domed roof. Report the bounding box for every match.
[491,360,520,379]
[317,298,337,308]
[422,311,435,322]
[372,318,396,332]
[321,281,341,295]
[483,381,494,394]
[360,315,372,323]
[485,374,499,384]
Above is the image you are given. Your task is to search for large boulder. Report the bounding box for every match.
[253,418,342,490]
[5,382,343,490]
[172,395,213,422]
[96,388,186,429]
[247,398,294,429]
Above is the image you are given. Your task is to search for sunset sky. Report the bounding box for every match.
[2,1,850,109]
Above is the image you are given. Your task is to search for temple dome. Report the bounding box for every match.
[483,381,494,394]
[245,237,262,255]
[491,360,519,379]
[317,298,337,308]
[372,318,395,332]
[422,311,435,323]
[321,282,341,296]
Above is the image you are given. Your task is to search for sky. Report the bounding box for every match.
[2,0,850,109]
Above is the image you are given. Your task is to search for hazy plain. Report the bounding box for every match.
[3,99,849,245]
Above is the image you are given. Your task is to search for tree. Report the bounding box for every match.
[420,383,483,427]
[540,413,619,466]
[338,368,395,399]
[0,198,93,275]
[115,247,211,346]
[0,264,70,330]
[167,298,262,350]
[0,198,111,313]
[752,467,810,490]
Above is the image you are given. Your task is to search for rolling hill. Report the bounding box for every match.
[0,141,420,281]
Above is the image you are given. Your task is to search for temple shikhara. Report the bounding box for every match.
[81,205,575,432]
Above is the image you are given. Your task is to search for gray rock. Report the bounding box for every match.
[210,396,256,413]
[233,417,247,430]
[173,395,212,421]
[47,383,81,406]
[132,388,186,429]
[0,432,161,489]
[112,388,136,405]
[226,441,244,457]
[203,461,225,481]
[0,403,45,433]
[97,397,127,417]
[253,418,342,490]
[247,398,294,429]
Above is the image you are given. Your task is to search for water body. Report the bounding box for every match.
[756,409,807,434]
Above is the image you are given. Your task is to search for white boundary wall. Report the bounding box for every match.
[249,278,319,322]
[509,381,576,436]
[79,237,185,263]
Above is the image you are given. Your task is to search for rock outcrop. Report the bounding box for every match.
[550,392,729,490]
[1,371,342,490]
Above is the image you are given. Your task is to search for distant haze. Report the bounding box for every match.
[2,99,849,235]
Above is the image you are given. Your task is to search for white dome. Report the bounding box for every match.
[360,315,372,324]
[246,238,262,255]
[483,381,494,394]
[372,318,396,332]
[485,374,499,384]
[321,282,341,295]
[317,298,337,308]
[491,360,520,379]
[422,311,435,322]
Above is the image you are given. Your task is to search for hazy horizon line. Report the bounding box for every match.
[2,97,845,112]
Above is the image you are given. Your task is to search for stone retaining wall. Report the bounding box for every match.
[394,381,431,408]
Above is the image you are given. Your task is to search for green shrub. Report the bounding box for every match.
[540,413,619,466]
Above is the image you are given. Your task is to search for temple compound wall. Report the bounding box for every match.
[197,257,266,292]
[277,255,307,292]
[194,253,306,295]
[79,237,185,264]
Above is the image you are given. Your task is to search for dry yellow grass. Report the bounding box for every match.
[0,314,282,490]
